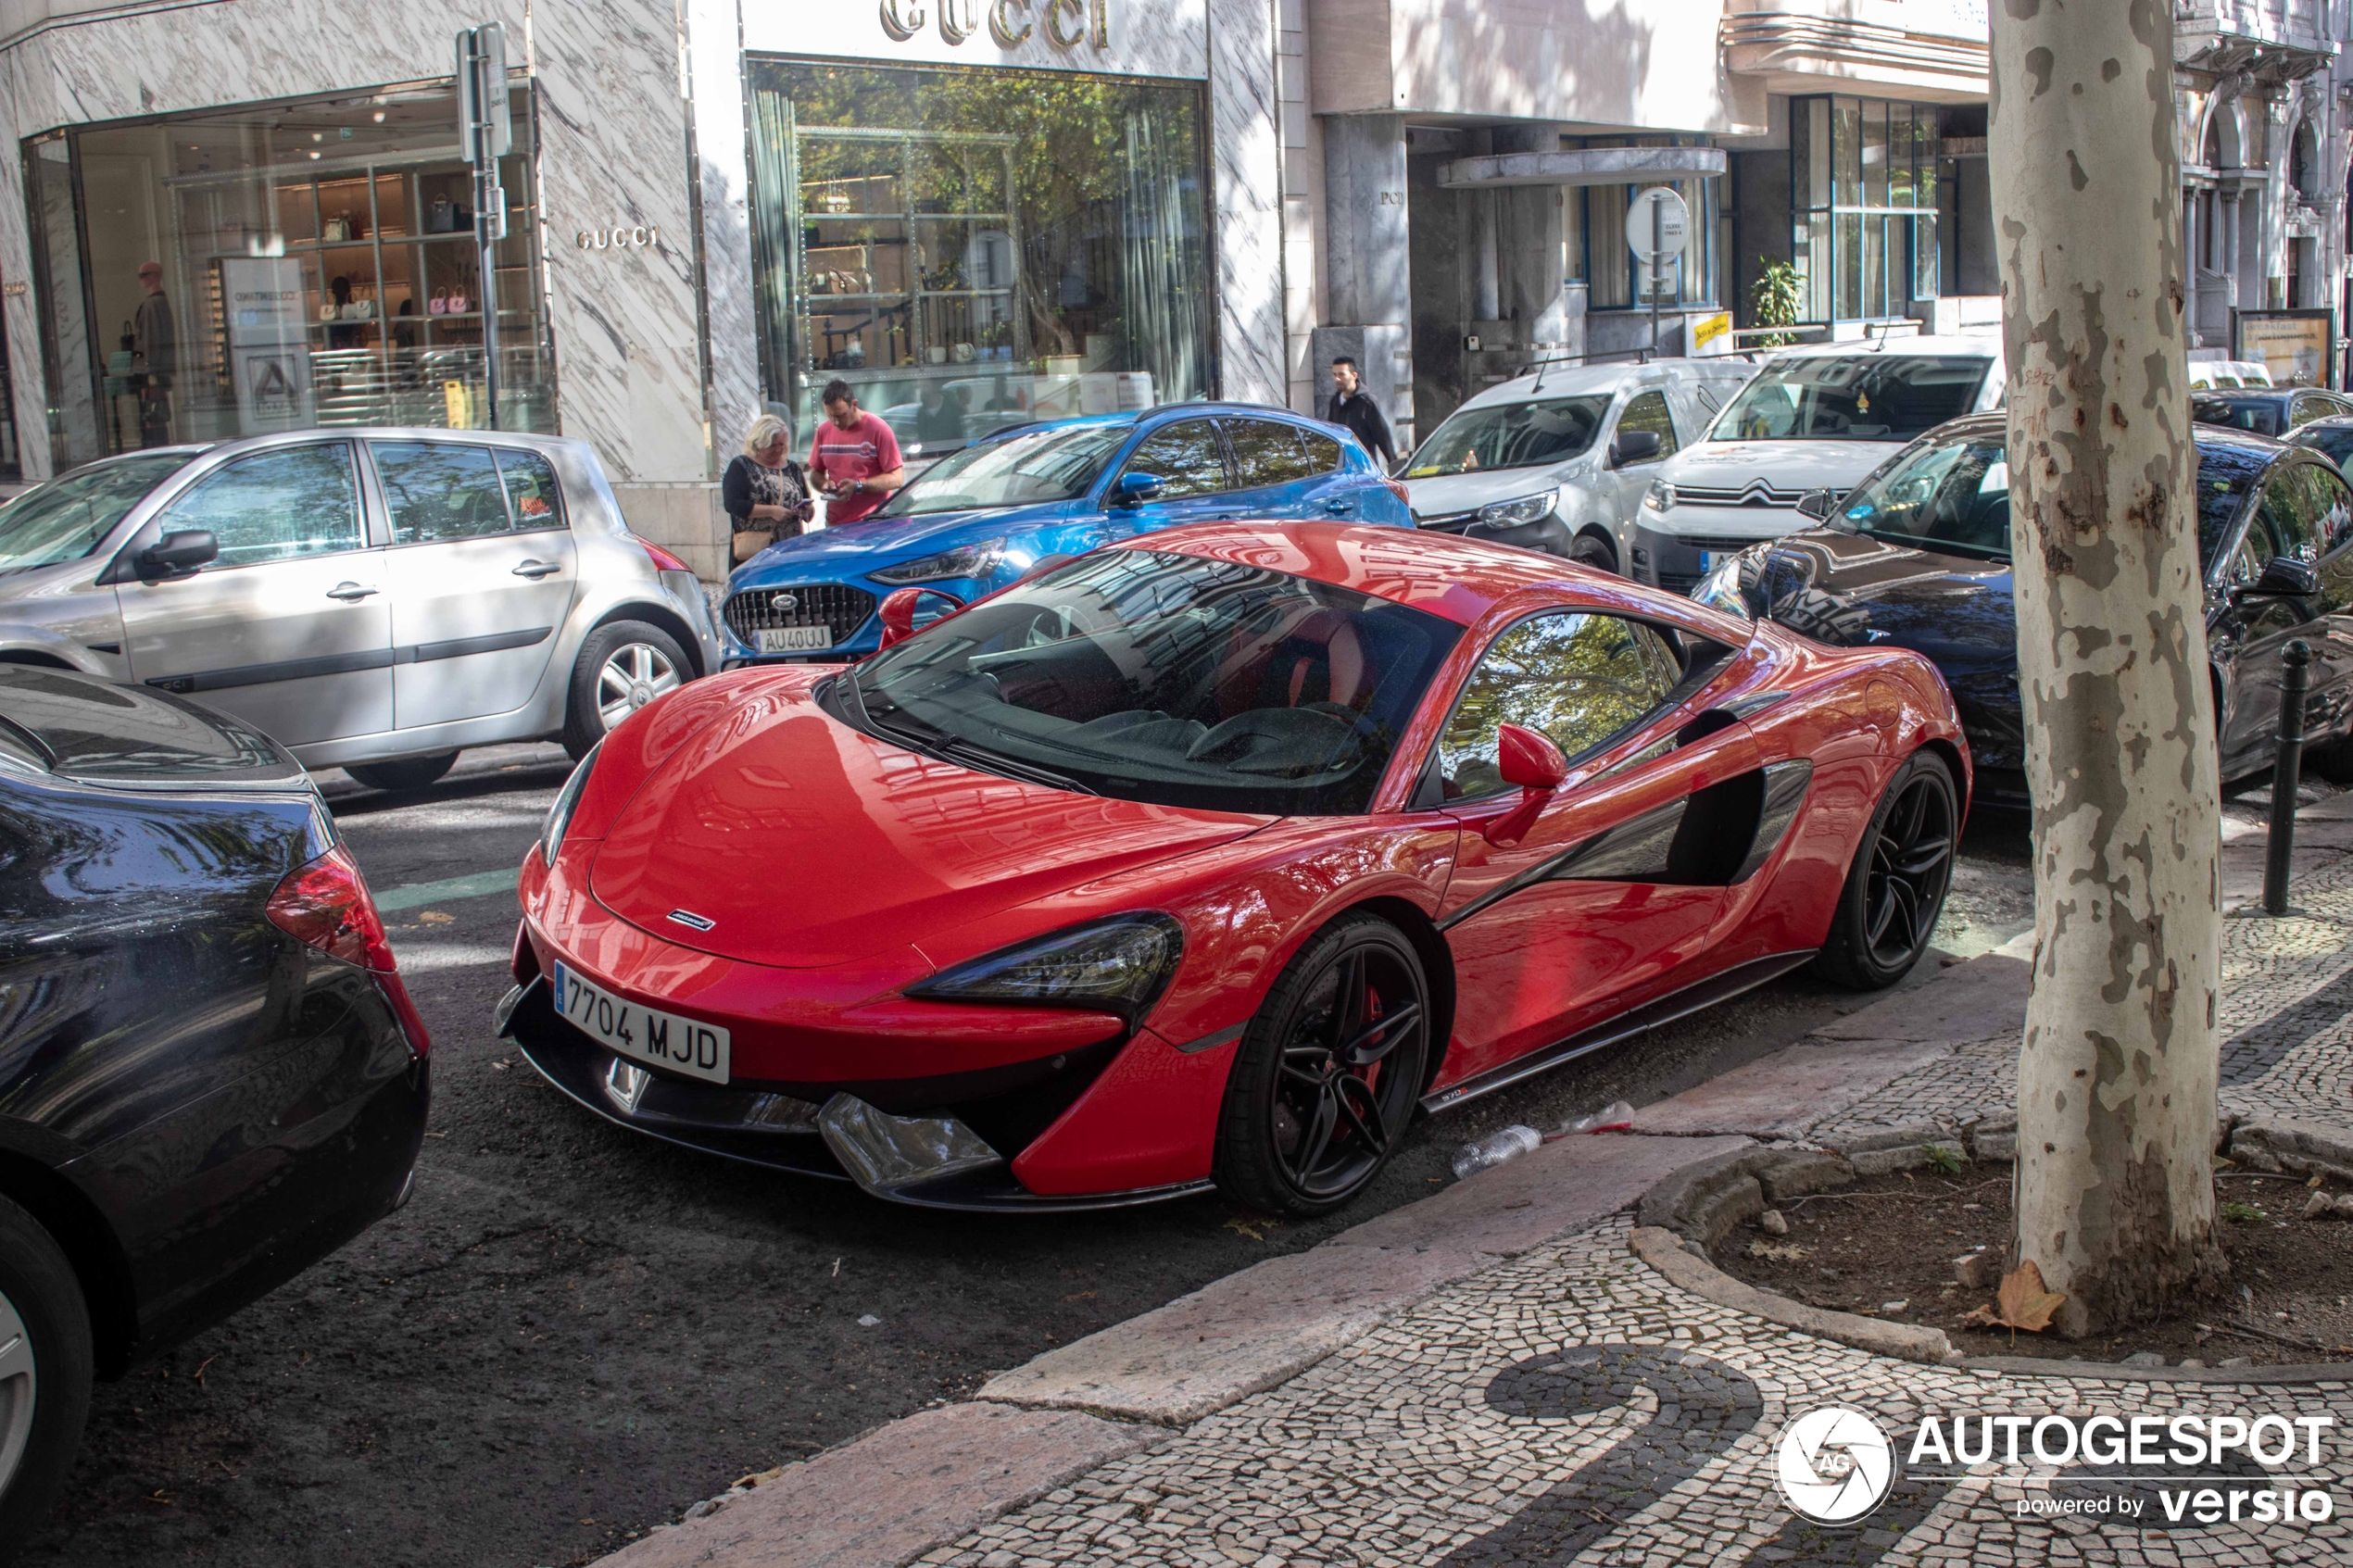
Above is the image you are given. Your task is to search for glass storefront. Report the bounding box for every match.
[0,281,17,480]
[1792,96,1941,325]
[748,58,1215,460]
[22,80,552,470]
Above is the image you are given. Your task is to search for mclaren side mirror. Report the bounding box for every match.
[875,585,966,650]
[1484,722,1569,846]
[138,529,220,579]
[2241,556,2320,599]
[1794,489,1841,521]
[1111,471,1164,508]
[1608,430,1661,468]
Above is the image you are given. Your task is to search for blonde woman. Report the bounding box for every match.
[723,413,815,562]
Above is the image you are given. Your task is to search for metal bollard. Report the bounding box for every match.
[2263,639,2313,916]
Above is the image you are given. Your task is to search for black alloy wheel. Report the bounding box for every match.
[1214,915,1431,1216]
[1814,751,1958,991]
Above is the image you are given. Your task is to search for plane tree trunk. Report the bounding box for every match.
[1991,0,2228,1336]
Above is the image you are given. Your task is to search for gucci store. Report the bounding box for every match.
[0,0,1286,577]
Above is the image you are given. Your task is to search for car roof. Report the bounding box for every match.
[1453,358,1748,412]
[1920,408,2289,459]
[1122,521,1652,630]
[1758,334,1999,365]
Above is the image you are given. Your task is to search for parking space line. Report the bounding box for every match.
[375,868,522,912]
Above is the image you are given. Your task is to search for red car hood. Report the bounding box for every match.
[588,689,1271,969]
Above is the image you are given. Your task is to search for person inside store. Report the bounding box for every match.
[1327,355,1396,469]
[131,260,176,448]
[808,380,904,526]
[724,413,815,563]
[326,276,362,350]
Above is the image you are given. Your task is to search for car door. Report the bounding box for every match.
[2295,460,2353,743]
[2215,458,2327,775]
[1428,609,1760,1086]
[371,439,578,729]
[1103,418,1240,539]
[114,440,393,747]
[1218,417,1333,521]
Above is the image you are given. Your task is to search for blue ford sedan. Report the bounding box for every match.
[720,404,1413,663]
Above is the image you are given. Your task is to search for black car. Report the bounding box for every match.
[1691,414,2353,803]
[0,668,428,1552]
[2285,411,2353,471]
[2192,385,2353,438]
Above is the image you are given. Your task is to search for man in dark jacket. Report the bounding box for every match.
[1325,356,1395,468]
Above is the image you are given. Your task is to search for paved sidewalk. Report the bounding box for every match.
[604,797,2353,1568]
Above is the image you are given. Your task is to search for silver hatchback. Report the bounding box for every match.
[0,429,721,788]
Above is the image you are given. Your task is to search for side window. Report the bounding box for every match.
[158,444,362,569]
[2291,395,2327,429]
[2259,466,2322,563]
[1615,391,1679,462]
[2305,464,2353,557]
[371,442,514,545]
[495,448,566,528]
[1225,420,1315,490]
[1299,429,1343,475]
[1433,612,1684,799]
[1120,420,1228,499]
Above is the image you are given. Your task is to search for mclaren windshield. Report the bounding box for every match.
[873,422,1131,519]
[833,548,1463,814]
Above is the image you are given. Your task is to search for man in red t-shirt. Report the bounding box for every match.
[808,380,905,526]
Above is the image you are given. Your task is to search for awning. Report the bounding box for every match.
[1437,146,1728,191]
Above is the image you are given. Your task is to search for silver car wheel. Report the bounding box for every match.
[596,643,683,732]
[0,1287,35,1501]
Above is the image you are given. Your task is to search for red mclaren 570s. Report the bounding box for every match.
[497,521,1969,1214]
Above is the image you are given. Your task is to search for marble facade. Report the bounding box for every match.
[0,0,1287,581]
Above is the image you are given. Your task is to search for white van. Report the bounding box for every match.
[1399,358,1755,573]
[1629,336,2005,593]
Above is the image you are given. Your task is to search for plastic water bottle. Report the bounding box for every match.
[1553,1099,1638,1138]
[1451,1124,1542,1179]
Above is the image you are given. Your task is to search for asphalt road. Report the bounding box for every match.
[21,745,2035,1568]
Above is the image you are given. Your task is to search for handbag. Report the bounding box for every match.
[732,528,774,563]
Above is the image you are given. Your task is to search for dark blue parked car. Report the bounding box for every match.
[721,404,1413,664]
[1692,412,2353,805]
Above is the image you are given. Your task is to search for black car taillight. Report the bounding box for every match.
[268,844,433,1058]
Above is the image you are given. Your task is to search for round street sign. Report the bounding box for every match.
[1627,185,1691,261]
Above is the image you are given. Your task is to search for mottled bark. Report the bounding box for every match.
[1992,0,2227,1335]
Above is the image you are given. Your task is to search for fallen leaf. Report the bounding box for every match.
[1964,1260,2067,1333]
[733,1466,785,1489]
[1746,1240,1808,1261]
[1224,1216,1275,1242]
[419,910,455,925]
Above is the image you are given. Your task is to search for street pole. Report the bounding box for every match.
[1649,199,1661,361]
[2264,639,2313,915]
[457,22,511,430]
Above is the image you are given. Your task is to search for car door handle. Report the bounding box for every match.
[325,582,380,601]
[512,558,561,579]
[1324,499,1355,514]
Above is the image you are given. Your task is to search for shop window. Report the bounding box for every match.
[749,59,1215,462]
[1791,97,1941,326]
[1575,142,1718,312]
[21,81,554,466]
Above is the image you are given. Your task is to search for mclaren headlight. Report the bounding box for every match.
[872,537,1008,585]
[1692,550,1755,617]
[908,913,1183,1027]
[540,742,600,866]
[1642,478,1677,513]
[1477,489,1558,528]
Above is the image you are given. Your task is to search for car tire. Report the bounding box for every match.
[0,1195,93,1561]
[1567,532,1618,574]
[1812,750,1959,992]
[1212,914,1431,1217]
[2307,734,2353,785]
[344,753,459,792]
[564,621,689,760]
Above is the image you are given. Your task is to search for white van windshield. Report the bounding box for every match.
[1404,395,1610,478]
[1714,355,1991,443]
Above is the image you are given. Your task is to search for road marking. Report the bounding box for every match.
[374,868,521,912]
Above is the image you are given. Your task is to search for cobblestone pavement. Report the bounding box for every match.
[925,1215,2351,1567]
[1813,851,2353,1148]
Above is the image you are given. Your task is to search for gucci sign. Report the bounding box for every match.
[577,225,661,252]
[880,0,1107,50]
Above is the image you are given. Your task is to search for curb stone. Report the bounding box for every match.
[1627,1223,1961,1366]
[2228,1118,2353,1184]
